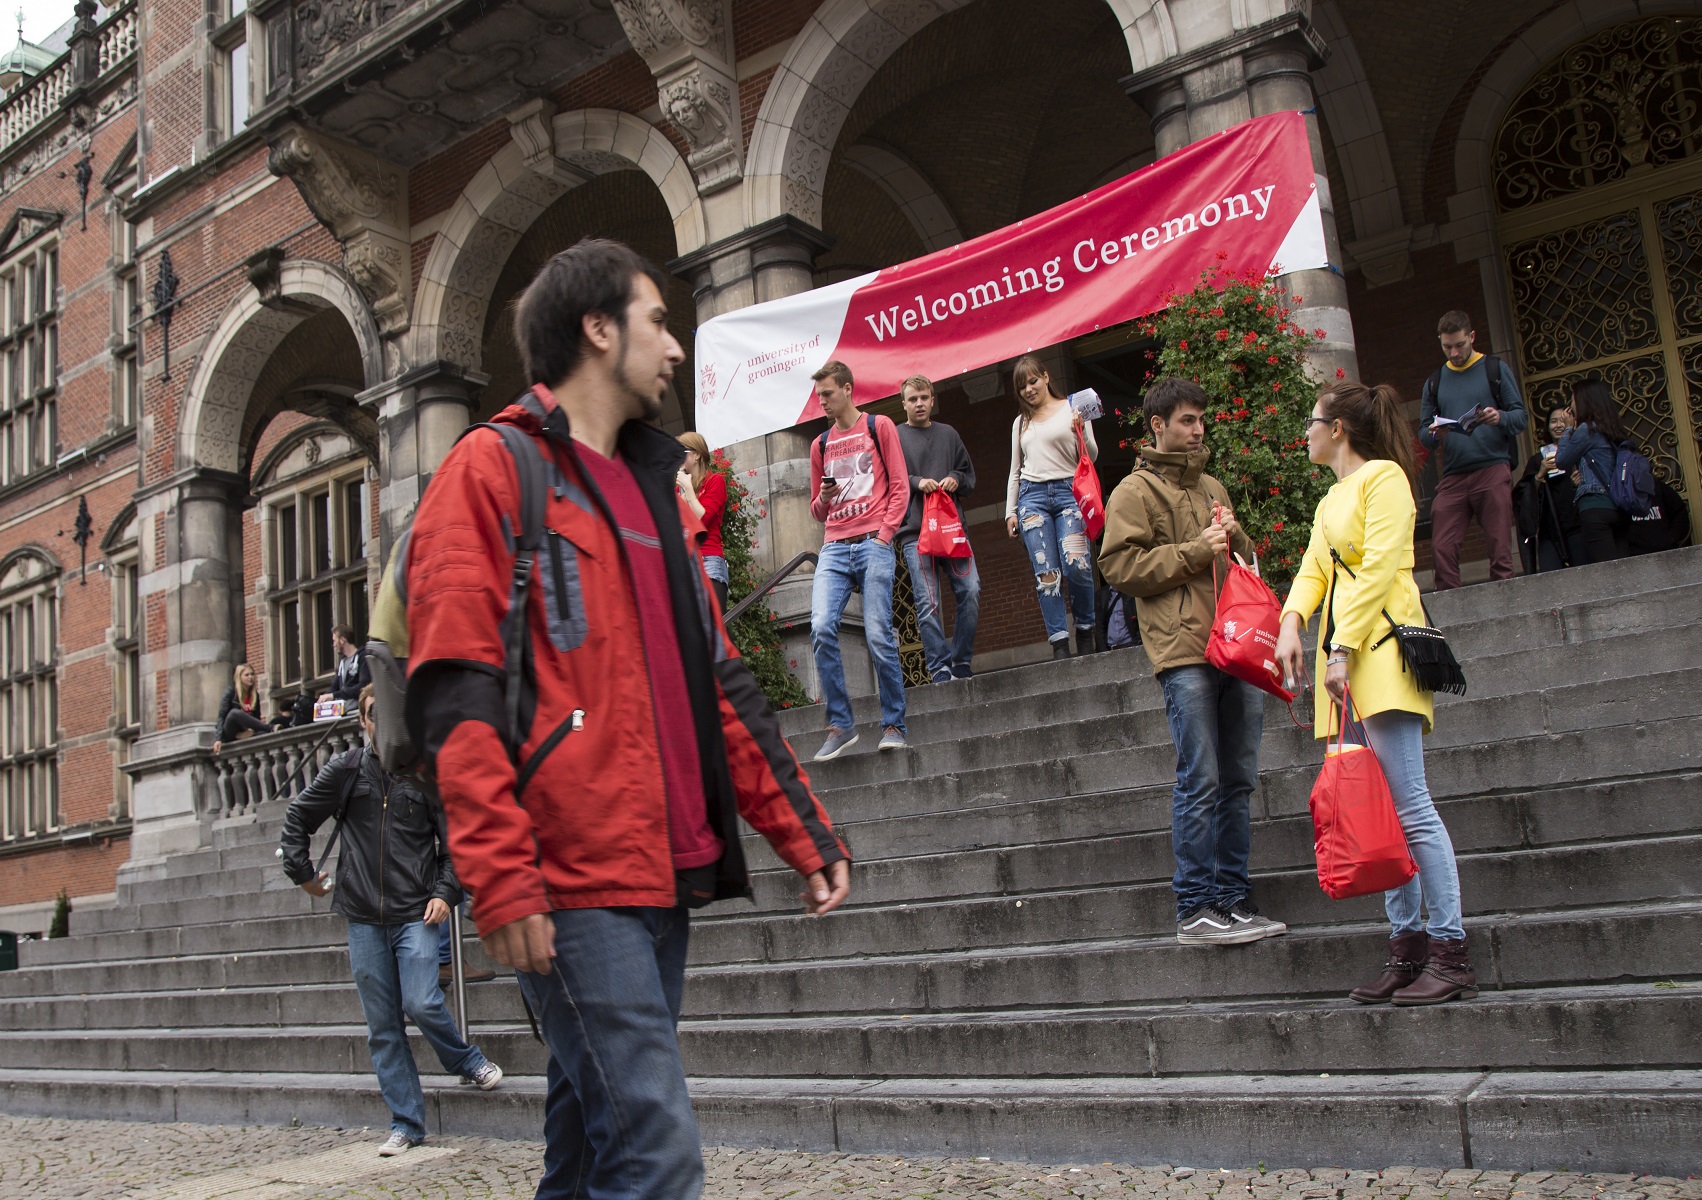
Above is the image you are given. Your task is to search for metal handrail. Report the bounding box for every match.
[723,551,818,626]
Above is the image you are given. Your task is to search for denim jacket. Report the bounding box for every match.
[1555,423,1616,500]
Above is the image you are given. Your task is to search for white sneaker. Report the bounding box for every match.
[377,1131,419,1156]
[1177,906,1266,946]
[466,1061,504,1091]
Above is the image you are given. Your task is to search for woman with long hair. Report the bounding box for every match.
[676,432,730,610]
[1275,382,1475,1007]
[1004,354,1097,658]
[1555,379,1632,564]
[214,663,280,755]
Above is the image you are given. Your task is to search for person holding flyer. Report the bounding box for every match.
[1276,381,1475,1008]
[1005,355,1098,658]
[894,375,979,683]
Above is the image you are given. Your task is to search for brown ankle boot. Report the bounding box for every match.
[1391,935,1478,1006]
[1348,931,1429,1004]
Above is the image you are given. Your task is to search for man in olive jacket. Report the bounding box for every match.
[1099,377,1285,948]
[280,685,503,1155]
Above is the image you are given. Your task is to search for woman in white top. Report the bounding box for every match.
[1004,354,1099,657]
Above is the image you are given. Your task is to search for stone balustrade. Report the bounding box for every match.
[205,717,361,820]
[0,0,137,156]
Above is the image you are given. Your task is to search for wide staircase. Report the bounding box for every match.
[2,547,1700,1173]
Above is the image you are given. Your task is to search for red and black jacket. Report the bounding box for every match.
[404,388,847,936]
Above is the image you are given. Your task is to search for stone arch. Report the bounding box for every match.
[0,546,60,594]
[101,502,138,555]
[409,109,706,374]
[840,142,963,252]
[178,259,383,476]
[745,0,1183,227]
[1309,1,1405,275]
[1443,0,1702,354]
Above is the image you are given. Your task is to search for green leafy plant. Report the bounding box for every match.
[711,452,810,711]
[49,888,70,939]
[1119,266,1335,588]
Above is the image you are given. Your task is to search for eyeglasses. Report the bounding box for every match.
[1305,416,1334,427]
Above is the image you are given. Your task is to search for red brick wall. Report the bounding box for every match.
[733,0,821,59]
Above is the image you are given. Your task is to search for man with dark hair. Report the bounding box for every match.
[808,359,911,759]
[280,685,503,1157]
[1419,310,1528,589]
[404,237,851,1198]
[1099,377,1285,947]
[319,624,370,705]
[895,375,979,683]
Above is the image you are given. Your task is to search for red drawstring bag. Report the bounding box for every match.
[1205,556,1294,702]
[917,490,972,558]
[1072,426,1105,539]
[1308,687,1417,899]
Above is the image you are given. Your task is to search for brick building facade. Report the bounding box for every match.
[0,0,1697,929]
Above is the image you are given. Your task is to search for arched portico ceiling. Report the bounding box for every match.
[408,108,705,374]
[178,260,383,476]
[840,142,963,252]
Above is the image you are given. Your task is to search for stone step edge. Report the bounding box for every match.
[1,1067,1699,1173]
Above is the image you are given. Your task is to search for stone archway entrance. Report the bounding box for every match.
[1495,15,1702,539]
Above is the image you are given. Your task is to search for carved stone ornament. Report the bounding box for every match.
[507,98,591,187]
[661,64,741,194]
[612,0,728,68]
[268,124,412,338]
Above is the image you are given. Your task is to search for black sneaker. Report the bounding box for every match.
[1226,900,1287,939]
[1177,905,1267,946]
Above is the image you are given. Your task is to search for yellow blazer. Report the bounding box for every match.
[1281,459,1434,736]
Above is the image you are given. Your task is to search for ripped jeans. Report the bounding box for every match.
[1016,478,1096,642]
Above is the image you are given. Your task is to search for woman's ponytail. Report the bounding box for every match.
[1320,381,1420,491]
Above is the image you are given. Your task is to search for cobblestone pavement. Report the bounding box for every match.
[2,1115,1698,1200]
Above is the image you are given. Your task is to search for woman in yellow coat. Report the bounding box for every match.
[1275,382,1475,1007]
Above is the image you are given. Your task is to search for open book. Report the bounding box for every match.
[1430,405,1491,435]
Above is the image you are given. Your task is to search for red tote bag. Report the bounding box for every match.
[1205,557,1294,702]
[1308,688,1417,900]
[1072,426,1105,539]
[917,490,973,558]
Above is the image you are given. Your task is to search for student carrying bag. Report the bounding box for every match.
[1308,687,1417,900]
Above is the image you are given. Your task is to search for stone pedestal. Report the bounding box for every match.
[1124,10,1360,383]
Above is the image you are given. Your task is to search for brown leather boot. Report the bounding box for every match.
[1348,931,1429,1004]
[1391,935,1478,1006]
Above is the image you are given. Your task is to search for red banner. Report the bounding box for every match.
[693,111,1327,448]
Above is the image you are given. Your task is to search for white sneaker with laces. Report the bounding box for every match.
[1176,905,1267,946]
[377,1132,418,1157]
[466,1061,504,1091]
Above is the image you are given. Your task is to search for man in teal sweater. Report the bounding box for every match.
[1417,310,1529,589]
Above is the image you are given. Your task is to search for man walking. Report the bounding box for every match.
[895,375,980,683]
[404,238,851,1200]
[279,685,503,1157]
[1419,310,1528,589]
[808,360,911,759]
[1099,378,1286,946]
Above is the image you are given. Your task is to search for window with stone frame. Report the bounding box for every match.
[215,0,251,139]
[106,510,140,821]
[257,428,371,699]
[112,194,140,430]
[0,551,59,843]
[0,234,59,486]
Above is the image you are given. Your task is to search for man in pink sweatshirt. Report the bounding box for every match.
[808,360,911,760]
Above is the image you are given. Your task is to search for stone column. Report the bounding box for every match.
[1124,10,1360,383]
[358,360,485,561]
[669,217,869,703]
[119,467,245,885]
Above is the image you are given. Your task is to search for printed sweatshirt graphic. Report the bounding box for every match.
[810,415,910,544]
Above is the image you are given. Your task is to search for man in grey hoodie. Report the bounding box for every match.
[895,375,980,682]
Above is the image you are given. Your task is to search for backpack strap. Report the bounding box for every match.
[1484,354,1504,407]
[817,412,890,480]
[314,746,365,876]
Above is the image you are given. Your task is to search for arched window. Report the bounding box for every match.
[0,549,59,842]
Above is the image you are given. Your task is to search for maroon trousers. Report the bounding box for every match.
[1430,462,1516,590]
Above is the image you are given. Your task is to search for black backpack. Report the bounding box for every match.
[1422,356,1519,468]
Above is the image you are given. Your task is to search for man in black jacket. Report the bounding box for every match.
[319,624,370,706]
[280,685,503,1156]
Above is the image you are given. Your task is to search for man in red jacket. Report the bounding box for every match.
[405,238,851,1200]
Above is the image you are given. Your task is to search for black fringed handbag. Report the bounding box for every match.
[1326,549,1467,696]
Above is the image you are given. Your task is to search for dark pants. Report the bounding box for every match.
[221,709,272,739]
[1430,462,1515,589]
[1578,503,1630,564]
[1157,664,1265,920]
[518,906,701,1200]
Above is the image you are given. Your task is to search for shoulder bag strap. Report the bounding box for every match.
[1329,547,1428,645]
[314,747,365,876]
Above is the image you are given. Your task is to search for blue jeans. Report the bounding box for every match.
[810,538,906,734]
[517,906,701,1200]
[900,538,980,680]
[1016,478,1095,641]
[1157,664,1265,920]
[347,920,488,1142]
[1360,711,1466,940]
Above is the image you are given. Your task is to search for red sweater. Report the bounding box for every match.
[695,472,727,558]
[809,413,910,543]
